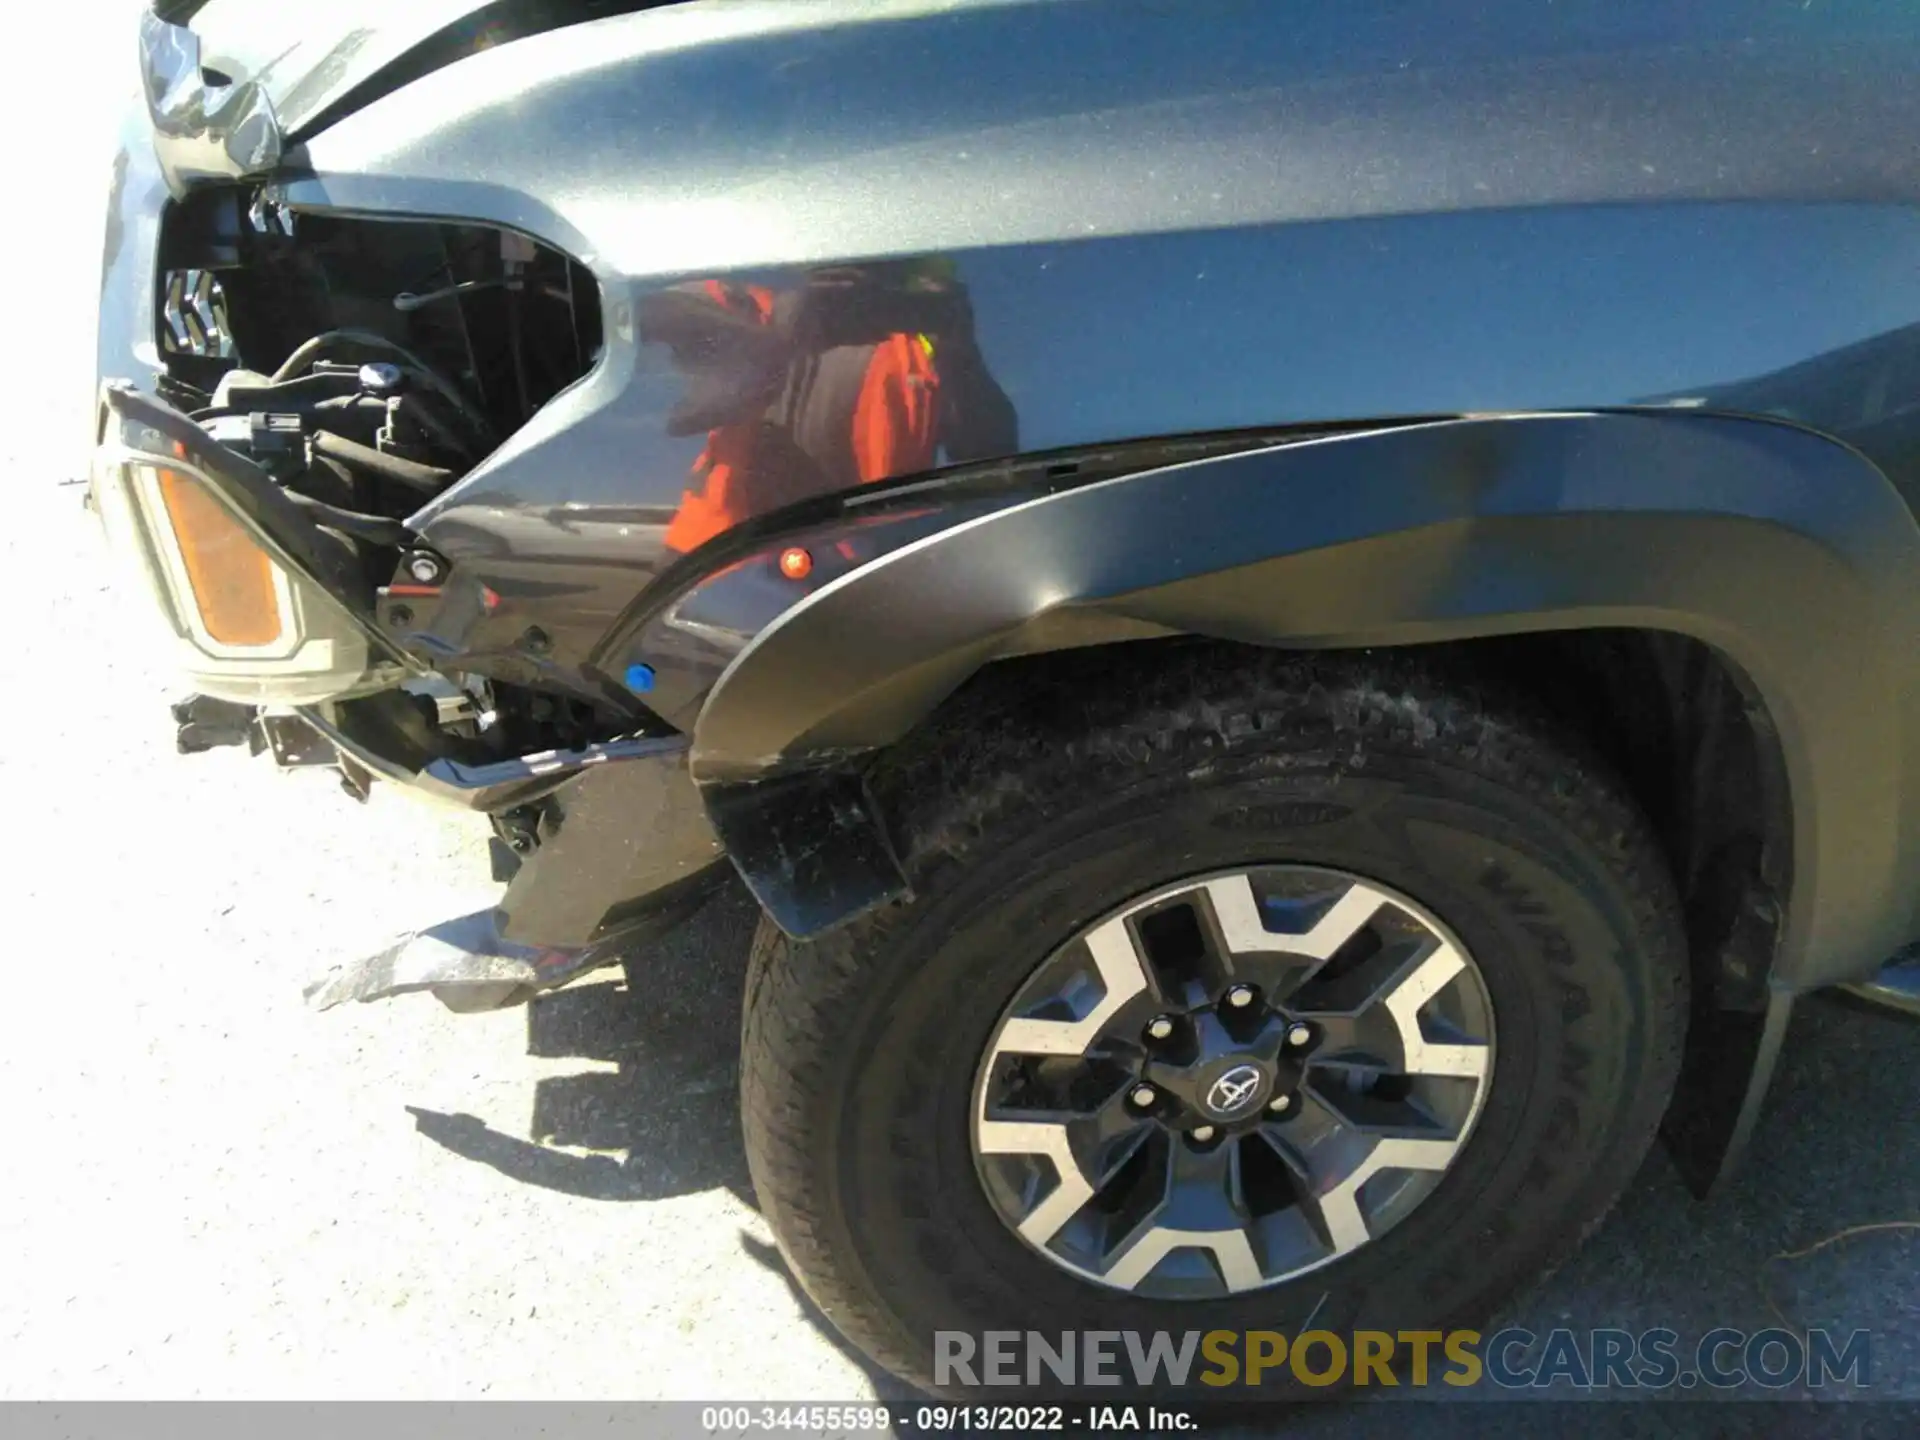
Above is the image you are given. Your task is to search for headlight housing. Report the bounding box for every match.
[92,391,405,705]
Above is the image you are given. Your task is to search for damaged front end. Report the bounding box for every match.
[99,1,1088,1013]
[95,8,727,1011]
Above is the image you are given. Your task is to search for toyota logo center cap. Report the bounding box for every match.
[1205,1063,1266,1117]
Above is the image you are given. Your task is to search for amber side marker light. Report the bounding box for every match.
[778,546,814,580]
[154,467,285,647]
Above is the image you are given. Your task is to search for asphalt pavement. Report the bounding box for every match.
[5,1,1917,1428]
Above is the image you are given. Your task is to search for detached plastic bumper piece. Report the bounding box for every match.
[304,909,621,1014]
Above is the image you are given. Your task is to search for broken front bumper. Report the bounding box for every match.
[94,362,729,1013]
[292,722,727,1010]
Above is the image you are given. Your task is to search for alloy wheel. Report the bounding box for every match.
[970,866,1496,1299]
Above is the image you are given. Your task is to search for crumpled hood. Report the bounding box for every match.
[143,1,677,193]
[188,0,494,136]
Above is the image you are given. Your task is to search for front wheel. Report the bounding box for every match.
[741,650,1687,1397]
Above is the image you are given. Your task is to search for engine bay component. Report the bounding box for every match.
[127,193,606,744]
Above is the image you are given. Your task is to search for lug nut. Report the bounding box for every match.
[1190,1125,1217,1143]
[1144,1016,1175,1042]
[1225,984,1256,1009]
[1268,1093,1293,1115]
[1129,1084,1158,1109]
[1286,1023,1314,1050]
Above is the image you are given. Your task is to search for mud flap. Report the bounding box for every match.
[703,770,910,939]
[1660,987,1795,1199]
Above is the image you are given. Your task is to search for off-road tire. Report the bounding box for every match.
[740,646,1687,1398]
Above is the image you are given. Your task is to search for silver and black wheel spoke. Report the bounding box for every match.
[973,865,1495,1297]
[977,1056,1147,1245]
[1128,889,1240,1010]
[1099,1133,1264,1293]
[1292,933,1490,1074]
[1196,871,1390,1004]
[1261,1085,1466,1260]
[1306,1061,1460,1137]
[993,909,1154,1058]
[1254,1082,1351,1179]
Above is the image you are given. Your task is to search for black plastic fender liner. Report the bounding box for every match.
[692,410,1920,996]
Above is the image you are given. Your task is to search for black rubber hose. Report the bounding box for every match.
[312,395,398,420]
[271,330,497,447]
[312,430,455,495]
[312,394,478,465]
[189,373,357,420]
[282,491,413,546]
[190,394,390,426]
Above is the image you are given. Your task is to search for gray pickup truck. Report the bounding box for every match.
[93,0,1920,1399]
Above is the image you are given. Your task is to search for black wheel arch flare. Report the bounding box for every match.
[696,409,1920,1003]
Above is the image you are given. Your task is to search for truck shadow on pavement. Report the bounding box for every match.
[405,878,1920,1410]
[404,877,919,1394]
[405,880,763,1204]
